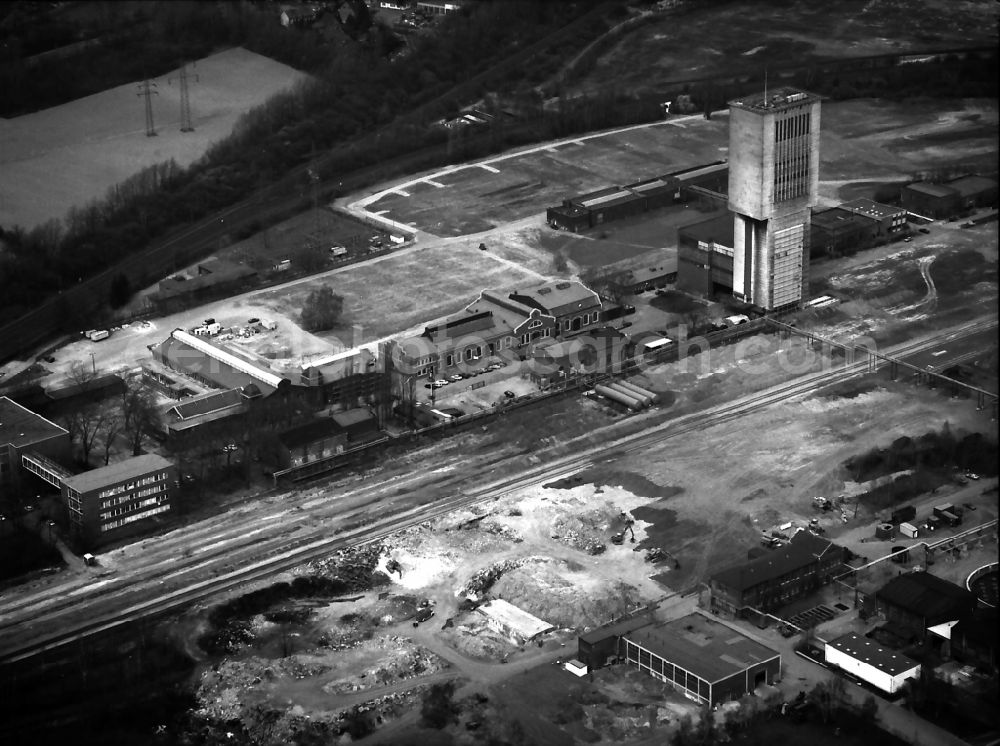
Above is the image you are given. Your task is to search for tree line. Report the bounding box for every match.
[0,1,616,326]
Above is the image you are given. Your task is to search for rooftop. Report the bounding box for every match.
[876,571,978,621]
[811,207,868,232]
[729,87,820,113]
[62,454,174,493]
[624,613,780,683]
[158,329,287,393]
[826,633,919,676]
[947,175,998,197]
[278,418,343,450]
[476,599,554,640]
[840,198,905,219]
[510,280,601,318]
[679,213,735,246]
[0,396,68,449]
[905,182,958,199]
[626,175,678,194]
[712,531,842,593]
[579,610,656,645]
[168,389,244,420]
[580,189,641,210]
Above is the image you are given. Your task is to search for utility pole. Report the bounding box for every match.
[169,62,198,132]
[137,79,158,137]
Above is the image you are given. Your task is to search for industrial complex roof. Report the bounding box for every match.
[156,330,286,394]
[0,396,68,449]
[840,198,905,219]
[826,633,919,676]
[476,599,554,640]
[511,280,600,319]
[679,213,735,247]
[62,454,174,493]
[811,207,867,233]
[712,531,840,592]
[624,613,780,684]
[169,389,243,420]
[875,572,977,621]
[905,182,958,199]
[947,175,997,198]
[579,610,656,645]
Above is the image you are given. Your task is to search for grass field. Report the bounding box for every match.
[569,0,999,97]
[0,47,308,230]
[253,242,546,345]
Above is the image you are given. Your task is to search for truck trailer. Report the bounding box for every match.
[898,522,919,539]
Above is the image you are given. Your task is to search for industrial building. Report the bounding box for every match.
[901,182,960,219]
[874,572,979,643]
[810,198,908,257]
[153,328,291,396]
[728,87,821,311]
[928,607,998,671]
[901,176,997,219]
[61,454,177,545]
[605,258,678,296]
[709,530,847,616]
[151,259,258,313]
[160,388,250,437]
[677,213,735,296]
[0,396,71,497]
[476,599,554,644]
[620,613,780,705]
[825,633,920,695]
[529,326,630,384]
[393,280,603,379]
[545,164,727,233]
[577,610,657,670]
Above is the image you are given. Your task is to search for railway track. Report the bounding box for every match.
[0,317,994,664]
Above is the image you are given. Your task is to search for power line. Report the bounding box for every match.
[136,79,158,137]
[169,62,199,133]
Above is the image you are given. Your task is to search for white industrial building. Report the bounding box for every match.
[825,632,921,695]
[476,599,554,644]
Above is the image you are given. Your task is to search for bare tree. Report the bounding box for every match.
[64,406,108,465]
[809,677,847,724]
[98,414,123,466]
[66,359,97,388]
[121,374,159,456]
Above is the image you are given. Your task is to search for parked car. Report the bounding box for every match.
[432,379,449,388]
[903,236,912,242]
[448,374,463,382]
[503,390,516,398]
[965,472,980,480]
[486,363,502,371]
[248,317,260,324]
[918,228,930,234]
[963,502,977,511]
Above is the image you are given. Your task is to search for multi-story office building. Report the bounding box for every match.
[728,87,821,311]
[61,454,176,544]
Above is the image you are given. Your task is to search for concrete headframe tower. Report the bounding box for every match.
[728,87,821,311]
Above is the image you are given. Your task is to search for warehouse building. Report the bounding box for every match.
[947,175,998,211]
[825,633,920,695]
[577,610,657,670]
[620,613,780,705]
[61,454,176,545]
[875,572,979,643]
[606,258,678,296]
[901,182,961,219]
[710,530,847,616]
[161,388,249,437]
[545,164,727,233]
[476,599,554,644]
[677,213,735,297]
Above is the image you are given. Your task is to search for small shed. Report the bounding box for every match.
[476,599,554,643]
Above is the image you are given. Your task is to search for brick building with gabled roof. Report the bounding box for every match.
[709,530,847,616]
